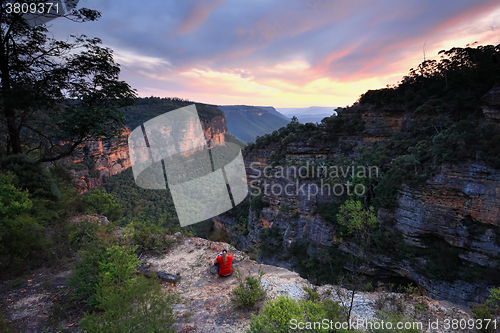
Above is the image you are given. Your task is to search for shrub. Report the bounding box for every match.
[250,187,265,215]
[0,154,61,199]
[84,189,123,222]
[124,220,173,254]
[231,268,266,309]
[94,245,141,317]
[76,240,178,332]
[68,226,117,306]
[372,311,422,333]
[248,295,347,333]
[80,276,176,333]
[336,199,378,237]
[279,204,289,212]
[303,286,320,302]
[486,286,500,313]
[471,304,496,333]
[0,172,44,271]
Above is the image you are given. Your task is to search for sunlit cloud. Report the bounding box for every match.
[49,0,500,108]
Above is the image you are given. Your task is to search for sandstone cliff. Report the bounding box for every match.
[217,88,500,305]
[63,111,228,192]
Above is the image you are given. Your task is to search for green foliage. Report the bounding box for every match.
[250,187,265,215]
[0,10,137,160]
[0,160,89,274]
[0,154,61,199]
[80,271,176,333]
[94,245,140,316]
[468,286,500,333]
[79,276,176,333]
[279,204,290,212]
[124,220,174,253]
[471,304,496,333]
[0,172,44,271]
[247,295,347,333]
[303,286,320,302]
[231,268,266,309]
[485,287,500,312]
[336,199,378,237]
[372,311,422,333]
[321,112,365,134]
[247,296,302,333]
[0,172,32,216]
[67,221,177,332]
[69,224,116,306]
[84,189,123,222]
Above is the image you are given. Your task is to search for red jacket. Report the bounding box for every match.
[216,253,233,276]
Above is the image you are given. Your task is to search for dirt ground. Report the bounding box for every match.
[0,264,85,333]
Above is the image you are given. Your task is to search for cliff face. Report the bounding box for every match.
[64,128,132,191]
[217,90,500,305]
[65,113,228,192]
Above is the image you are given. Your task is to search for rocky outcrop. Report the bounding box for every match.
[140,236,479,333]
[63,128,132,191]
[482,85,500,122]
[64,112,228,192]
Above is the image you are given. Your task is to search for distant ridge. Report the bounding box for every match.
[257,106,291,121]
[276,106,337,124]
[219,105,290,143]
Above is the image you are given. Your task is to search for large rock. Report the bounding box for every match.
[482,85,500,122]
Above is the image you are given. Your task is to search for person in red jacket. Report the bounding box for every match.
[215,249,233,277]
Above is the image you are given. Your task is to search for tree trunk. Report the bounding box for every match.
[0,25,22,154]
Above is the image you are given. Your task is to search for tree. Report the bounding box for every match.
[336,199,378,321]
[0,1,136,161]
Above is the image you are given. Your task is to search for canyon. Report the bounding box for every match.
[65,90,500,305]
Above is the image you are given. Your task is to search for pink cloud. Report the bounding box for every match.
[174,0,226,35]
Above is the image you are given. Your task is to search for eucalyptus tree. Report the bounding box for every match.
[0,0,136,162]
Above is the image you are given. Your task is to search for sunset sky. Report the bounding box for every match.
[50,0,500,108]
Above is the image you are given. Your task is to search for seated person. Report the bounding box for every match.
[214,249,233,277]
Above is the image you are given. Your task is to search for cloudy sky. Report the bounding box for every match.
[50,0,500,108]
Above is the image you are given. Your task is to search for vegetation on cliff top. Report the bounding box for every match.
[246,44,500,209]
[247,44,500,289]
[124,97,225,130]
